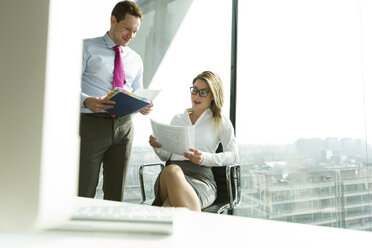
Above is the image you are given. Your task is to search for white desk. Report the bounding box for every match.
[1,212,371,248]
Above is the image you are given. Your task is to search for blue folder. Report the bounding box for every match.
[106,91,151,117]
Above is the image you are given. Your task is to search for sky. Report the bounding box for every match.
[236,0,371,145]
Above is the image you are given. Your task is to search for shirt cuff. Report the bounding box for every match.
[201,151,214,167]
[81,93,89,109]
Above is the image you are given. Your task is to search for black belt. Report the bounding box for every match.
[81,112,118,119]
[81,112,132,121]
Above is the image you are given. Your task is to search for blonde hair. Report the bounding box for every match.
[192,71,224,129]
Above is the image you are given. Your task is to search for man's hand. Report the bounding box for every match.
[83,96,115,113]
[184,148,203,165]
[140,103,153,115]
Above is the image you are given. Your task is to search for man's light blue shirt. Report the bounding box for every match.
[80,32,144,113]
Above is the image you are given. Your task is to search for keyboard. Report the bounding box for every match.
[52,198,190,234]
[71,203,189,225]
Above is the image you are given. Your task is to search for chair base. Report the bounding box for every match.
[202,203,234,215]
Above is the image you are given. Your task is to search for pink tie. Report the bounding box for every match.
[110,46,126,118]
[113,45,126,89]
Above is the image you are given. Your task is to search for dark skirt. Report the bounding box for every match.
[152,160,217,209]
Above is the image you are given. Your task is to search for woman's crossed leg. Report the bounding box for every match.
[158,164,201,211]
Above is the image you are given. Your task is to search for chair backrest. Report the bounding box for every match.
[212,166,238,204]
[212,167,229,204]
[212,143,237,204]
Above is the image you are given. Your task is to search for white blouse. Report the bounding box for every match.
[153,109,240,167]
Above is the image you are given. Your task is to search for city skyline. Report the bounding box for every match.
[113,136,372,233]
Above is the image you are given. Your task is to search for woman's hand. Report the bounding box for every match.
[148,135,161,148]
[184,148,203,165]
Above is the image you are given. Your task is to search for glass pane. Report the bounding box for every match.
[236,0,372,232]
[361,0,372,232]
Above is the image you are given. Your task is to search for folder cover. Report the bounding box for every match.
[105,88,151,117]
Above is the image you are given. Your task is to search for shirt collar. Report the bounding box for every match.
[103,32,123,51]
[185,108,213,124]
[200,108,213,119]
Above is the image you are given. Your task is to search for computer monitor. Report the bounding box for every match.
[0,0,83,231]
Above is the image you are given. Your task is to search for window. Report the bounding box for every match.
[235,0,372,232]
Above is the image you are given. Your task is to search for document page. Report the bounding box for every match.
[134,88,160,101]
[150,119,195,156]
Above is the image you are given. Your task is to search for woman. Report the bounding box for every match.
[148,71,239,211]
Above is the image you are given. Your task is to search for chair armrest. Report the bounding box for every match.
[139,163,165,203]
[225,163,241,210]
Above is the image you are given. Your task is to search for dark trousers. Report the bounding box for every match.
[78,113,133,201]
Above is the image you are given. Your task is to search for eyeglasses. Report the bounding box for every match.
[190,87,210,98]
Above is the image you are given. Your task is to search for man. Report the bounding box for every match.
[79,1,151,201]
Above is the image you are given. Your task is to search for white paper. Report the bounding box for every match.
[134,88,160,101]
[150,119,195,156]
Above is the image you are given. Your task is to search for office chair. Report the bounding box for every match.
[139,161,241,215]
